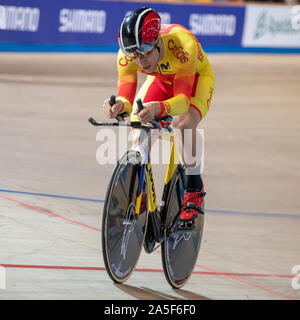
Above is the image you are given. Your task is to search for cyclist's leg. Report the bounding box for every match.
[173,74,214,167]
[172,73,214,220]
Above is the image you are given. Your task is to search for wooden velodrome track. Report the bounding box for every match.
[0,52,299,300]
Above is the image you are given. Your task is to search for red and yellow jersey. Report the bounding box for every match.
[117,24,214,117]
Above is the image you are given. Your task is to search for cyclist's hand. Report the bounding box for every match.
[103,98,123,119]
[137,102,161,123]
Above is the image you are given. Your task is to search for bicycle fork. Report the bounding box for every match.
[134,161,164,253]
[145,162,164,244]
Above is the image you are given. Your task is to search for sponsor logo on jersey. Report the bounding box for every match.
[164,101,171,114]
[160,62,170,70]
[119,56,134,67]
[207,87,213,109]
[168,39,189,63]
[197,43,204,63]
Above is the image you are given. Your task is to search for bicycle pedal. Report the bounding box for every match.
[143,237,156,254]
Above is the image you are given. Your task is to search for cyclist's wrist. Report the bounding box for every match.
[157,101,166,117]
[117,100,125,114]
[116,96,132,114]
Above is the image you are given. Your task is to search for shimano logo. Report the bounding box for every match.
[189,13,236,36]
[0,6,40,32]
[59,9,106,33]
[0,6,5,29]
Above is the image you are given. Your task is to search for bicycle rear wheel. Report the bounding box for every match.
[102,150,148,283]
[161,169,204,289]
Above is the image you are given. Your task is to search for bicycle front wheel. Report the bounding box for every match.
[102,150,148,283]
[161,169,204,289]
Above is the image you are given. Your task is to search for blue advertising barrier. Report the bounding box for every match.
[0,0,245,52]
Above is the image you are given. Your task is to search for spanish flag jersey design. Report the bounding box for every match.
[117,24,215,119]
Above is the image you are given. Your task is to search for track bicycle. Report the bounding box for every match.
[89,96,205,288]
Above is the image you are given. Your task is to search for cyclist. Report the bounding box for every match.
[103,7,214,222]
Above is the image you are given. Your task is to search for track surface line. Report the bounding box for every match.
[194,264,296,301]
[0,193,296,300]
[1,189,299,219]
[0,263,297,279]
[0,194,101,232]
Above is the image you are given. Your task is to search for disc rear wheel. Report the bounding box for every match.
[161,171,204,289]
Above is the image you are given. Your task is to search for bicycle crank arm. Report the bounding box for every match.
[149,211,164,243]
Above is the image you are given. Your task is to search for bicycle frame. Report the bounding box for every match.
[135,130,180,216]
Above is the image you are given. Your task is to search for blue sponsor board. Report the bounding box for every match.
[0,0,245,51]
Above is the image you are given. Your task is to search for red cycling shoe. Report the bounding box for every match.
[179,188,206,221]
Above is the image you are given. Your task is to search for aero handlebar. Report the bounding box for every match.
[88,95,173,133]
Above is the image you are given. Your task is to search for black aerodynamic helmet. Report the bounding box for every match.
[118,7,161,57]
